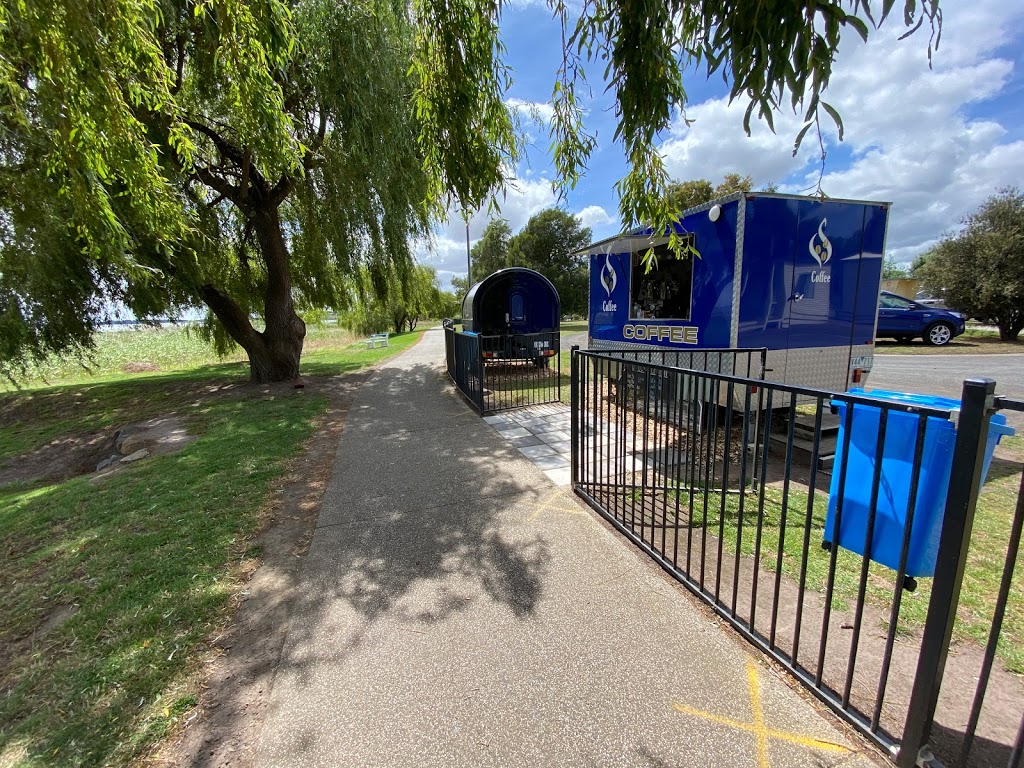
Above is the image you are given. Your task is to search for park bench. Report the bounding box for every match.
[365,332,389,349]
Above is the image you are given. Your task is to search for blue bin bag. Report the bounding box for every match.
[824,389,1015,578]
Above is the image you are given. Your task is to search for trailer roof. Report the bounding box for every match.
[571,232,670,258]
[571,191,892,258]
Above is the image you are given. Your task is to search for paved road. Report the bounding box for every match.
[253,328,879,768]
[870,353,1024,431]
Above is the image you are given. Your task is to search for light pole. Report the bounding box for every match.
[465,213,472,286]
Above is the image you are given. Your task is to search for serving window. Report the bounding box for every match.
[629,239,695,320]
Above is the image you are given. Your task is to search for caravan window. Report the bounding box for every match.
[629,240,694,320]
[509,292,525,322]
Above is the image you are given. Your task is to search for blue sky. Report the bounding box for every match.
[421,0,1024,292]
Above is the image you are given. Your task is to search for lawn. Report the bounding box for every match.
[874,328,1024,355]
[0,323,423,767]
[662,434,1024,674]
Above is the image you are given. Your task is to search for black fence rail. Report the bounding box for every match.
[444,327,561,414]
[444,326,484,412]
[570,350,1024,768]
[906,392,1023,768]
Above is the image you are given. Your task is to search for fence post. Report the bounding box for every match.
[898,378,996,768]
[570,346,579,488]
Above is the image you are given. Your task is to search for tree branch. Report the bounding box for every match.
[185,119,268,197]
[268,175,295,207]
[171,34,186,95]
[199,283,262,351]
[192,164,242,205]
[302,111,327,171]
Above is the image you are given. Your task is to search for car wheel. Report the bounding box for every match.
[924,321,954,346]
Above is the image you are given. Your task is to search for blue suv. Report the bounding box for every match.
[876,291,966,346]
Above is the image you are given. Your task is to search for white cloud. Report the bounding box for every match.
[506,97,555,125]
[415,176,559,289]
[415,182,624,290]
[659,0,1024,268]
[575,204,616,231]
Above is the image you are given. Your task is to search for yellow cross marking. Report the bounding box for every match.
[748,657,769,767]
[527,488,586,523]
[673,658,849,768]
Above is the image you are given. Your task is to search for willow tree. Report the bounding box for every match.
[1,0,940,381]
[0,0,503,381]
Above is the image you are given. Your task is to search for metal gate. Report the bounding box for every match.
[571,348,1024,768]
[444,326,561,414]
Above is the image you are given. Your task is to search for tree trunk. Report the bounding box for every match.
[201,203,306,384]
[249,205,305,382]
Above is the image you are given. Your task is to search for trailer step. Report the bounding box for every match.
[770,433,836,470]
[788,412,841,441]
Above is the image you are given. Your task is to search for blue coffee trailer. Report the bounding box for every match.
[579,192,889,391]
[461,267,560,365]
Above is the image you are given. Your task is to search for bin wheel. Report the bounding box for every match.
[903,576,918,593]
[924,321,954,346]
[821,540,833,552]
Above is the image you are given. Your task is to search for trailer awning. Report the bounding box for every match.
[571,231,670,258]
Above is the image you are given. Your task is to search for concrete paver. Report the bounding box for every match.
[253,328,882,768]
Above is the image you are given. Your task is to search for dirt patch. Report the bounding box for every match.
[148,371,372,768]
[123,362,161,373]
[0,430,117,485]
[0,415,198,486]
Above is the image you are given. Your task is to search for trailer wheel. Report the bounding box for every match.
[924,321,954,347]
[533,356,549,369]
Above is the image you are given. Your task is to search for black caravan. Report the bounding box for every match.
[462,267,560,367]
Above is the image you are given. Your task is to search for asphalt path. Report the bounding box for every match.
[869,353,1024,431]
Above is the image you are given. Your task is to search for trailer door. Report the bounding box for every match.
[737,196,801,380]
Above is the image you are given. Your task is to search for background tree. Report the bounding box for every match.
[469,219,513,281]
[666,174,754,213]
[507,209,591,316]
[882,257,911,279]
[1,0,941,381]
[343,264,446,335]
[665,179,716,212]
[917,189,1024,341]
[451,276,470,299]
[396,266,446,333]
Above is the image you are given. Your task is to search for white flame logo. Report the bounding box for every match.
[601,253,617,297]
[809,219,832,268]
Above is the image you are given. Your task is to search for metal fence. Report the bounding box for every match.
[444,327,484,411]
[444,327,561,414]
[908,391,1023,768]
[570,349,1023,768]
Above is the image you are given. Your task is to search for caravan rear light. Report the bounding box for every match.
[482,351,495,359]
[852,369,863,384]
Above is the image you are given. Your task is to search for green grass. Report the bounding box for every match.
[673,452,1024,672]
[4,324,419,390]
[874,334,1024,355]
[0,325,424,767]
[560,319,588,335]
[0,326,423,463]
[0,392,326,767]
